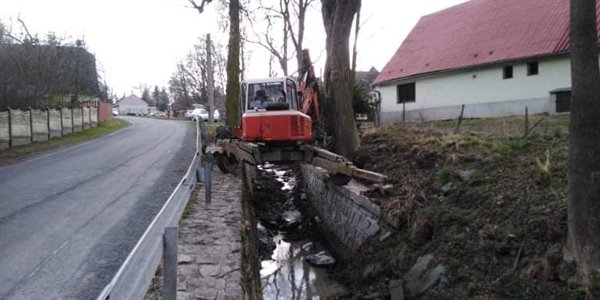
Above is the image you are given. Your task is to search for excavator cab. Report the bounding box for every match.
[239,77,312,143]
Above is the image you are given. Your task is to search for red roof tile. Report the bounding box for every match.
[374,0,600,85]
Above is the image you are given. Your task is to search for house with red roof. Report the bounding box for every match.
[373,0,600,122]
[116,94,149,116]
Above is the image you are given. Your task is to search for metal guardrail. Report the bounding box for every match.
[97,119,203,300]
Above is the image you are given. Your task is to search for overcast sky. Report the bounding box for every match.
[0,0,466,97]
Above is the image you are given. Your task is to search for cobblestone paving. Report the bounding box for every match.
[177,170,244,300]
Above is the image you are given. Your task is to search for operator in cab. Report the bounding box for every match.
[250,89,273,109]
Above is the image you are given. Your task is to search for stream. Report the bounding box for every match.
[252,164,348,299]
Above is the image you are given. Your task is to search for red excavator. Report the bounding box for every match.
[210,50,385,185]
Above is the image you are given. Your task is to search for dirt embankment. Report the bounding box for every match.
[342,117,584,299]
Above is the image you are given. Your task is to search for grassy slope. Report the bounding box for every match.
[346,115,584,299]
[0,119,129,167]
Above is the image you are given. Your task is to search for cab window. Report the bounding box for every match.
[247,81,286,110]
[286,79,298,110]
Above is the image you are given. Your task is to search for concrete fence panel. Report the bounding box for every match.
[83,106,91,129]
[31,109,49,142]
[0,105,100,150]
[49,109,62,138]
[61,108,73,135]
[91,105,98,126]
[10,109,32,147]
[73,108,83,133]
[0,111,9,150]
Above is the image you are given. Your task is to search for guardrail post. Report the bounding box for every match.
[163,226,178,300]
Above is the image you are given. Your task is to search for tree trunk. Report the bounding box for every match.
[321,0,361,159]
[226,0,241,127]
[568,0,600,295]
[351,1,360,80]
[207,34,215,123]
[290,0,309,74]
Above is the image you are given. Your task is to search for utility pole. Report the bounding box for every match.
[207,33,215,123]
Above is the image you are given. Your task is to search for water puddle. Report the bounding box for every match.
[254,164,348,299]
[261,234,347,299]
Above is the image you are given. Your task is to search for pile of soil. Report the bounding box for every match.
[339,124,584,298]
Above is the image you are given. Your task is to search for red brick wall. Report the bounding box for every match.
[98,102,113,122]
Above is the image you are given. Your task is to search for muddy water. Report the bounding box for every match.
[255,164,348,299]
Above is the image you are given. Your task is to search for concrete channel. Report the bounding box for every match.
[151,161,396,299]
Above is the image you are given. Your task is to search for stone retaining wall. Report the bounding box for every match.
[300,164,397,256]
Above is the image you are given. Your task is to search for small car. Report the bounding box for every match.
[193,108,221,122]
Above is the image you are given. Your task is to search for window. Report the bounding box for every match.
[247,81,285,110]
[527,61,539,76]
[503,66,513,79]
[397,83,416,103]
[286,79,298,110]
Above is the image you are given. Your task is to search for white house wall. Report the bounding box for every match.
[376,56,591,122]
[118,104,148,115]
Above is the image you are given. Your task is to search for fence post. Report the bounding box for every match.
[47,108,51,140]
[455,104,465,133]
[59,107,63,137]
[81,106,84,130]
[71,107,74,134]
[29,108,34,143]
[524,106,529,137]
[163,227,178,300]
[7,108,12,149]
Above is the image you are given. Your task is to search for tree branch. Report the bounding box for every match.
[188,0,213,14]
[17,17,34,41]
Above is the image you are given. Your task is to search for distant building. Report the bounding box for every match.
[373,0,600,122]
[356,67,380,90]
[116,95,149,115]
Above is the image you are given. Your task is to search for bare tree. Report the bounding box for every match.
[189,0,241,127]
[168,36,226,111]
[284,0,315,74]
[321,0,361,159]
[169,63,194,111]
[246,4,291,76]
[244,0,315,76]
[567,0,600,296]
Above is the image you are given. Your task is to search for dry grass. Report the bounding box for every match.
[348,114,581,298]
[392,114,570,138]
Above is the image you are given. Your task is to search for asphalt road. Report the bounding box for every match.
[0,117,194,299]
